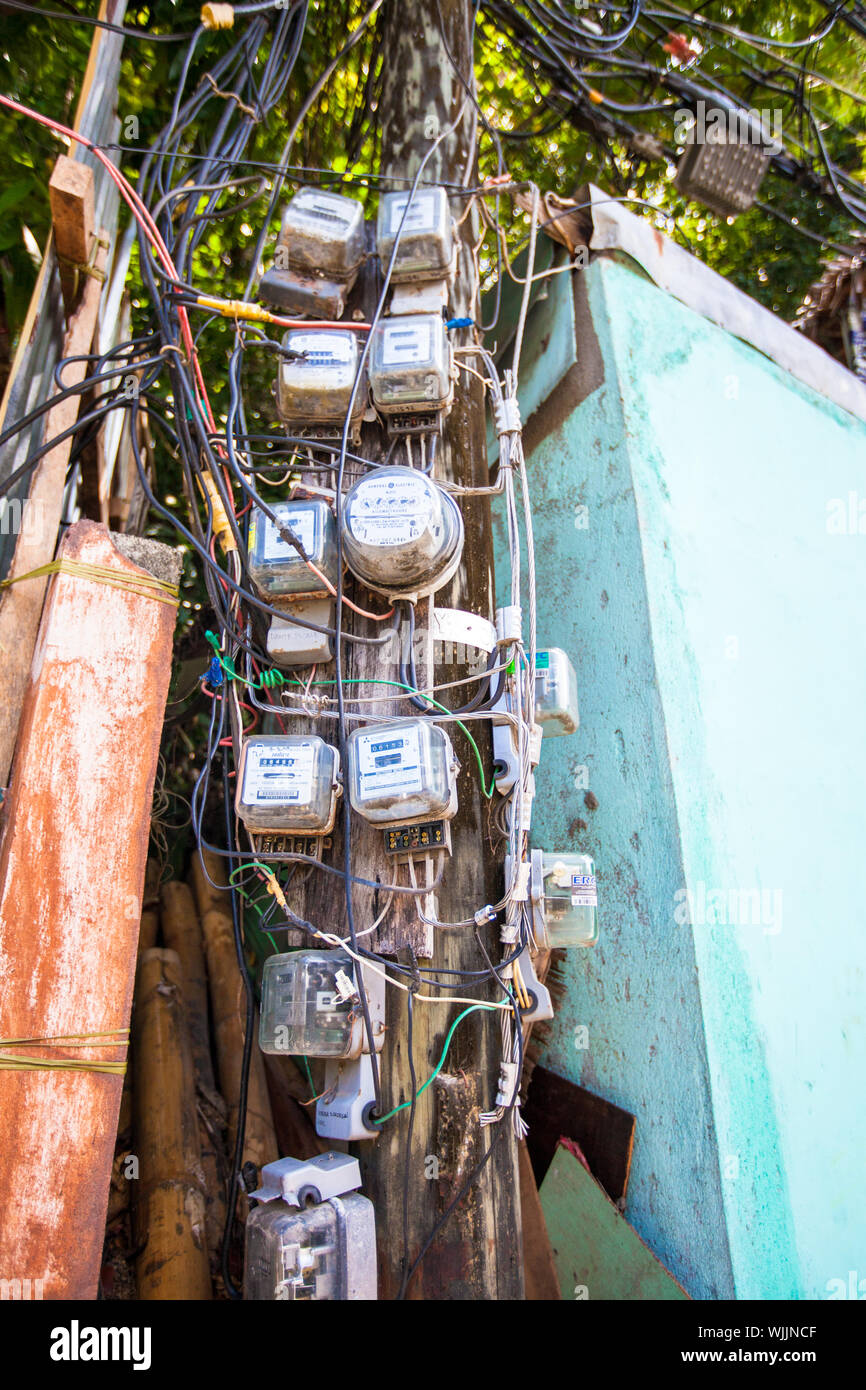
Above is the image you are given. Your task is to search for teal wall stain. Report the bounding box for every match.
[495,255,866,1300]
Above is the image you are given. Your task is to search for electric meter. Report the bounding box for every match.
[248,499,337,600]
[368,314,453,432]
[236,736,341,835]
[341,465,463,600]
[534,648,579,737]
[376,187,453,282]
[244,1172,376,1301]
[259,186,365,318]
[535,851,599,948]
[267,598,334,668]
[259,949,385,1058]
[347,719,458,826]
[276,329,366,441]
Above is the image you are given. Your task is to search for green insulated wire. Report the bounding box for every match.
[373,1004,496,1125]
[204,636,496,800]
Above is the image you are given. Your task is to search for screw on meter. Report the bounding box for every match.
[376,186,453,283]
[341,465,464,600]
[368,314,453,434]
[276,328,366,442]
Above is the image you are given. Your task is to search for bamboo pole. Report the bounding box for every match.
[160,879,227,1266]
[133,949,211,1301]
[191,841,278,1172]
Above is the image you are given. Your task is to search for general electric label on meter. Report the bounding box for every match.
[382,321,432,367]
[243,742,316,805]
[262,508,316,562]
[350,475,432,547]
[356,725,423,797]
[571,873,598,908]
[389,191,437,234]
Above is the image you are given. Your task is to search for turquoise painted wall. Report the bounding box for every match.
[495,256,866,1300]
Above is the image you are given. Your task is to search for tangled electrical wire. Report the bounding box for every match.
[2,0,863,1305]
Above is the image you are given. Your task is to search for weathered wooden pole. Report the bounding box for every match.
[357,0,524,1300]
[0,520,180,1299]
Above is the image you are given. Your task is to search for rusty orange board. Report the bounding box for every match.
[0,521,180,1299]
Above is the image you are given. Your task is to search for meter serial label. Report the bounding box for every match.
[349,474,432,547]
[356,725,423,797]
[381,321,432,368]
[571,873,597,908]
[389,190,437,235]
[261,507,317,563]
[243,741,316,806]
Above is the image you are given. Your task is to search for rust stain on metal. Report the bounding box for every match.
[0,521,179,1299]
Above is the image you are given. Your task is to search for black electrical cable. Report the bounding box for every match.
[219,754,257,1300]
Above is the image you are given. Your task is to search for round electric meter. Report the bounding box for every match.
[341,466,463,599]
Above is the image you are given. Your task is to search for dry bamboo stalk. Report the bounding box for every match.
[160,881,214,1092]
[200,906,278,1173]
[138,908,159,956]
[160,879,226,1266]
[133,949,212,1300]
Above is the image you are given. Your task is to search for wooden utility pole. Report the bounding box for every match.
[355,0,524,1300]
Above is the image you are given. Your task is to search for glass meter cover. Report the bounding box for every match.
[341,465,463,599]
[534,648,579,737]
[276,329,366,437]
[347,719,457,825]
[244,1192,376,1300]
[368,314,452,419]
[236,736,341,834]
[539,852,599,948]
[247,499,337,600]
[376,187,452,282]
[259,949,363,1057]
[275,186,365,279]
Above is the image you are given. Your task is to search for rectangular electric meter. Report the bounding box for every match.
[368,313,453,432]
[244,1190,376,1300]
[274,187,366,279]
[534,648,579,737]
[347,719,457,826]
[376,187,453,282]
[259,949,385,1057]
[276,329,366,441]
[537,852,599,948]
[248,499,337,600]
[236,736,341,835]
[259,187,366,319]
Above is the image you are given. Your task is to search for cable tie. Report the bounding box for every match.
[495,1061,519,1108]
[494,397,521,435]
[445,316,474,330]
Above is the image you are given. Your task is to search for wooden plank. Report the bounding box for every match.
[0,522,180,1299]
[540,1141,689,1300]
[49,155,95,310]
[518,1140,561,1300]
[525,1063,636,1206]
[0,234,109,787]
